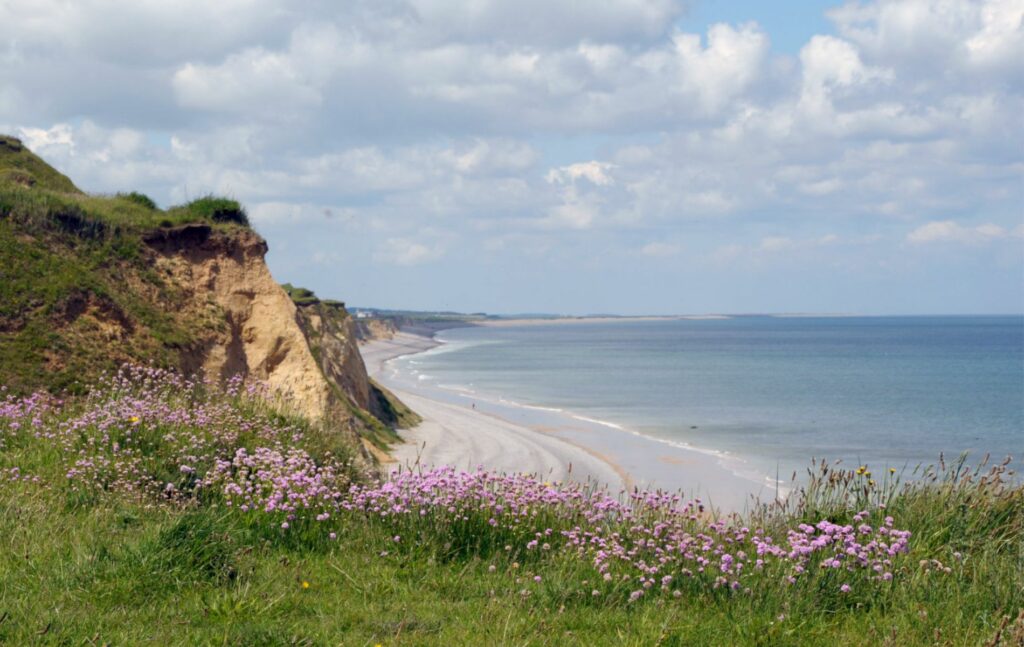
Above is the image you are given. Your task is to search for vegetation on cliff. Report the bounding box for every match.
[0,135,253,394]
[0,135,410,457]
[0,367,1021,645]
[282,284,421,444]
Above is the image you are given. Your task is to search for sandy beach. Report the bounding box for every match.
[361,333,627,490]
[361,329,777,512]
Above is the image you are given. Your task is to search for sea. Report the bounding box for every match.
[388,316,1023,486]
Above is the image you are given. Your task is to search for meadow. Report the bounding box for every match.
[0,366,1021,645]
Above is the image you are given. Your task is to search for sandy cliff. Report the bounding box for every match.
[1,135,415,464]
[145,225,333,425]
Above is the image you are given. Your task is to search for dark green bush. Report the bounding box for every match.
[183,196,249,226]
[118,191,158,210]
[281,283,319,305]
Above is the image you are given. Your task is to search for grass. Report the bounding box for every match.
[0,135,80,193]
[0,369,1021,645]
[0,135,257,395]
[282,283,321,306]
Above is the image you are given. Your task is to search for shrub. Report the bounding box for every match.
[281,283,320,305]
[117,191,158,210]
[182,196,249,226]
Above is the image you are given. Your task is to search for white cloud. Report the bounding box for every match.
[374,238,446,266]
[668,22,770,113]
[546,161,616,186]
[907,220,1020,244]
[405,0,684,46]
[800,35,891,92]
[1,0,1021,312]
[18,123,74,152]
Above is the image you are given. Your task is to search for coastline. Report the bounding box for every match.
[361,332,629,491]
[361,328,779,512]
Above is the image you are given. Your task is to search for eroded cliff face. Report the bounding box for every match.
[144,225,374,454]
[293,301,420,446]
[294,301,371,411]
[353,317,404,342]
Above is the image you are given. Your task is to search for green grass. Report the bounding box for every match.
[0,136,257,395]
[282,283,321,306]
[1,464,1020,645]
[0,135,80,193]
[0,379,1020,645]
[0,217,196,394]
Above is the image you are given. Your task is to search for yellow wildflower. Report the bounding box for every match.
[127,416,140,423]
[301,581,310,589]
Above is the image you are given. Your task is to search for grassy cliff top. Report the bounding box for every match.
[281,283,347,310]
[0,134,250,234]
[0,135,81,193]
[0,136,255,394]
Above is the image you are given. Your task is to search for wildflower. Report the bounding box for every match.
[840,584,851,593]
[127,416,140,424]
[301,581,310,589]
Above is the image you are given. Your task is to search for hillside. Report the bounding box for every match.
[0,135,412,455]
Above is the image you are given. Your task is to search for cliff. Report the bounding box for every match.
[0,135,412,460]
[289,295,421,449]
[353,316,408,342]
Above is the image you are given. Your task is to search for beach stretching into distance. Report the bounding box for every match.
[360,329,776,512]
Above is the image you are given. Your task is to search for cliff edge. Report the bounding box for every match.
[0,135,412,461]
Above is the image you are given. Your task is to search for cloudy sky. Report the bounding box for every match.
[2,0,1022,314]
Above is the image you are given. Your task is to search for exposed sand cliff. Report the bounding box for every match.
[2,135,414,465]
[147,225,332,425]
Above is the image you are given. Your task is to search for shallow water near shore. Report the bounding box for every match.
[387,315,1023,487]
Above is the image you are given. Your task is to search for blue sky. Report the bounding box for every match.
[2,0,1022,315]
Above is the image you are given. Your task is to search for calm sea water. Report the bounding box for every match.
[399,316,1023,480]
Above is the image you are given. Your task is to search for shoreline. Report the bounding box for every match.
[361,332,629,492]
[361,328,780,512]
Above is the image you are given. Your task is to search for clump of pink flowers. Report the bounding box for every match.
[342,466,912,598]
[0,365,360,503]
[0,366,916,600]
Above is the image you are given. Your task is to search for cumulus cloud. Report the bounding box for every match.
[546,161,616,186]
[374,238,447,266]
[1,0,1021,311]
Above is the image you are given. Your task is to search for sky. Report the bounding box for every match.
[1,0,1022,315]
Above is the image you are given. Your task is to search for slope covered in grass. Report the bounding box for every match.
[0,135,80,193]
[0,135,256,395]
[0,368,1021,645]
